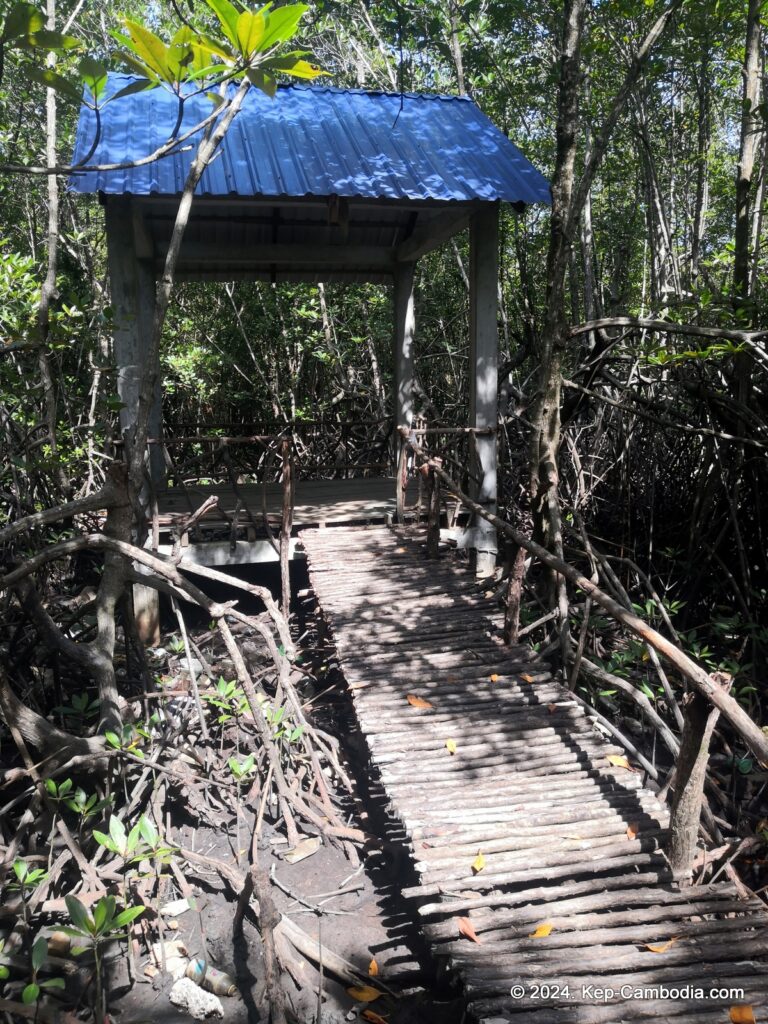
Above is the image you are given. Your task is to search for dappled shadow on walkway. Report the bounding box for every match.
[301,523,768,1023]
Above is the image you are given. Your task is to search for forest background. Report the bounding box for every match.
[2,0,766,701]
[0,0,766,895]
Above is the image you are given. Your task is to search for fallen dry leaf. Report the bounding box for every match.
[368,957,379,977]
[471,851,486,874]
[445,738,457,755]
[362,1011,389,1024]
[529,923,554,939]
[644,937,679,953]
[626,822,640,840]
[730,1008,756,1024]
[606,754,636,771]
[547,703,558,714]
[458,917,482,944]
[406,693,434,709]
[521,673,535,683]
[489,673,500,683]
[347,985,383,1002]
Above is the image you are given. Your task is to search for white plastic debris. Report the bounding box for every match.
[161,898,192,917]
[150,939,188,980]
[169,977,224,1020]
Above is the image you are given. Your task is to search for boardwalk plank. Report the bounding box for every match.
[300,524,768,1022]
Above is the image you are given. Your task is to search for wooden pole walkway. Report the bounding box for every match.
[300,524,768,1023]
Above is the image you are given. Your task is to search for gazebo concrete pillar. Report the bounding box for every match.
[105,199,165,491]
[393,262,416,521]
[469,204,499,577]
[393,261,416,431]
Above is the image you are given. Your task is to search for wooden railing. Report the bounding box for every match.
[140,417,395,487]
[400,427,768,880]
[395,423,495,531]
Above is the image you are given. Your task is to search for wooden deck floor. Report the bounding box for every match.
[157,477,415,532]
[301,524,768,1024]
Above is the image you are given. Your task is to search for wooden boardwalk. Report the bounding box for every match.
[156,477,417,532]
[301,524,768,1023]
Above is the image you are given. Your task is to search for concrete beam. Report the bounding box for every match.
[397,211,471,261]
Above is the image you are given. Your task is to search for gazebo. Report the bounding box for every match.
[71,75,550,575]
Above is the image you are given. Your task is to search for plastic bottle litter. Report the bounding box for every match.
[185,958,237,997]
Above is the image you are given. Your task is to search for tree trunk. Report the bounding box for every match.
[529,0,586,644]
[690,40,710,284]
[666,680,729,880]
[733,0,762,317]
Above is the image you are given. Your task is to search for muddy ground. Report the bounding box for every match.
[71,571,463,1024]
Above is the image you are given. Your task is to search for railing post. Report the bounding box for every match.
[426,460,441,558]
[503,543,527,644]
[395,432,408,524]
[279,437,294,616]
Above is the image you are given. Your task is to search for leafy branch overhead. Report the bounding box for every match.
[1,0,326,117]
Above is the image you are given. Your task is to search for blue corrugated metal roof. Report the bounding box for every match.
[69,74,550,206]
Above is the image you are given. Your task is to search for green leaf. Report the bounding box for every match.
[1,4,44,43]
[237,10,266,55]
[262,55,326,79]
[13,860,28,882]
[31,935,48,972]
[79,56,108,99]
[92,895,114,932]
[205,0,242,49]
[138,814,158,847]
[104,730,121,749]
[259,4,307,51]
[45,778,57,796]
[24,28,79,50]
[40,977,65,990]
[0,965,9,980]
[119,19,172,82]
[109,815,127,849]
[112,905,146,928]
[126,823,141,855]
[24,66,83,101]
[114,48,160,83]
[196,31,236,62]
[21,983,40,1004]
[108,77,154,103]
[65,895,92,935]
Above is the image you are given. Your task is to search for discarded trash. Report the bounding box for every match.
[283,836,321,864]
[170,976,224,1019]
[161,898,192,917]
[47,931,71,957]
[150,939,188,980]
[185,958,238,997]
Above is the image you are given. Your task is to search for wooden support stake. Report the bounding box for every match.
[395,435,408,525]
[503,544,526,644]
[426,463,441,559]
[666,675,730,880]
[279,438,294,616]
